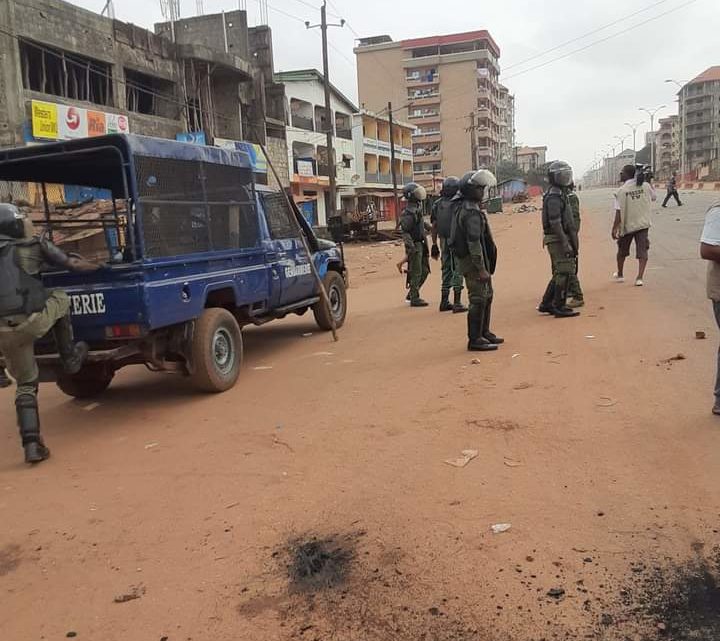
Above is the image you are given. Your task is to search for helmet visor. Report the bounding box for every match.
[412,185,427,201]
[554,168,573,187]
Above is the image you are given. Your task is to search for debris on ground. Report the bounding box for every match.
[113,584,145,603]
[547,587,565,599]
[302,332,313,338]
[253,366,273,371]
[286,532,360,592]
[491,523,512,534]
[144,442,159,450]
[444,449,479,468]
[470,358,482,365]
[513,204,539,213]
[585,335,596,339]
[513,382,532,390]
[696,331,707,340]
[503,458,523,468]
[660,353,686,364]
[596,396,617,407]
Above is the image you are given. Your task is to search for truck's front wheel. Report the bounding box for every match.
[56,365,114,399]
[313,271,347,330]
[190,308,243,393]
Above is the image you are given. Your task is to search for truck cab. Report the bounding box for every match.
[0,134,347,397]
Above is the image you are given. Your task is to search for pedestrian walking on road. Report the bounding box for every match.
[430,176,467,313]
[399,182,431,307]
[662,171,683,208]
[0,204,100,464]
[699,199,720,415]
[449,170,503,352]
[538,161,580,318]
[612,164,656,287]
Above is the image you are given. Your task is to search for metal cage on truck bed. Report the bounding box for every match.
[0,134,256,263]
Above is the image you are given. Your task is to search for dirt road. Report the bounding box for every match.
[2,189,720,641]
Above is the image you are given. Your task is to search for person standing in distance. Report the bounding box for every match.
[699,198,720,415]
[399,182,430,307]
[612,164,656,287]
[538,161,580,318]
[450,170,503,352]
[566,183,585,308]
[662,171,683,208]
[0,204,100,464]
[430,176,467,313]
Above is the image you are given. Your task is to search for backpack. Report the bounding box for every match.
[0,241,48,317]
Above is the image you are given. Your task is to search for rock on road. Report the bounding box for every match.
[1,188,720,641]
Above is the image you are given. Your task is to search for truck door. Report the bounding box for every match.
[260,192,316,306]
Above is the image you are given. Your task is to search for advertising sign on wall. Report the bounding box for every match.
[214,137,268,174]
[31,100,130,141]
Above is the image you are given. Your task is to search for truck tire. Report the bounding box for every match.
[313,271,347,331]
[190,308,243,393]
[56,365,114,399]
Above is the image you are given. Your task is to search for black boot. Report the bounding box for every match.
[53,315,88,375]
[467,305,498,352]
[538,280,555,314]
[439,291,453,312]
[411,298,429,307]
[452,290,468,314]
[0,366,11,388]
[552,277,580,318]
[16,393,50,464]
[482,298,504,344]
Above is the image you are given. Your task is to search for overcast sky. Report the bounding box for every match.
[72,0,718,177]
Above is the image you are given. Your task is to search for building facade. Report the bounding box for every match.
[355,30,503,191]
[274,69,358,227]
[679,66,720,180]
[353,109,413,220]
[0,0,289,187]
[515,145,547,172]
[497,84,515,162]
[656,115,679,181]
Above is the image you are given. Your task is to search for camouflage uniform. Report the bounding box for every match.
[399,202,430,303]
[566,191,584,303]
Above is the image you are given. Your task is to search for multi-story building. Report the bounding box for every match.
[656,115,679,180]
[515,146,547,172]
[355,30,502,191]
[274,69,358,227]
[0,0,289,187]
[497,84,515,162]
[678,66,720,180]
[353,109,413,220]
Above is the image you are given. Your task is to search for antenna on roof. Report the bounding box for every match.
[100,0,115,19]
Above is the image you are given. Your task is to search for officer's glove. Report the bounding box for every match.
[430,244,440,260]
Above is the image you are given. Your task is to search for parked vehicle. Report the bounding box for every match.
[0,134,347,397]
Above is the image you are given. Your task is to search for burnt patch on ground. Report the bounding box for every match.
[0,543,22,577]
[237,529,491,641]
[617,545,720,640]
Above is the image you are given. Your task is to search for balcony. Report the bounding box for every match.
[686,129,713,141]
[405,73,439,87]
[336,128,353,140]
[408,95,441,108]
[364,172,393,184]
[413,152,441,163]
[291,115,314,131]
[408,111,440,122]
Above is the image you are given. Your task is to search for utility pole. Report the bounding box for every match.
[468,111,477,171]
[306,2,345,225]
[388,101,400,221]
[639,105,666,172]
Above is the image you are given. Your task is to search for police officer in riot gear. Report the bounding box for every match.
[399,182,431,307]
[538,161,580,318]
[0,204,99,464]
[450,170,503,352]
[430,176,467,313]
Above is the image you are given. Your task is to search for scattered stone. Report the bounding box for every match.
[443,449,479,468]
[526,555,535,562]
[547,587,565,599]
[428,607,440,616]
[66,633,77,639]
[597,511,605,517]
[601,613,614,626]
[513,382,532,391]
[657,622,667,632]
[491,523,512,534]
[696,331,707,340]
[113,584,145,603]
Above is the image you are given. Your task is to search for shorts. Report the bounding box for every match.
[617,228,650,260]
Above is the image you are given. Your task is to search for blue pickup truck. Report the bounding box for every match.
[0,134,347,397]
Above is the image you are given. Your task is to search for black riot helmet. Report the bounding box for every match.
[547,161,574,188]
[440,176,460,198]
[0,203,26,239]
[459,169,497,202]
[402,182,427,203]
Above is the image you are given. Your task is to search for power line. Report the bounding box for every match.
[503,0,671,72]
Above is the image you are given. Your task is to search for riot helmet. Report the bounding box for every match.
[547,161,574,188]
[459,169,497,202]
[0,203,26,239]
[402,182,427,202]
[440,176,460,198]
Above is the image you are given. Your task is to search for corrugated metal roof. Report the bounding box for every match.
[689,66,720,84]
[401,30,500,57]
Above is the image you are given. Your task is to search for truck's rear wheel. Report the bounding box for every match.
[313,271,347,331]
[56,365,114,399]
[190,308,243,393]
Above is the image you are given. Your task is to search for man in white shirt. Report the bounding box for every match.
[700,200,720,415]
[611,165,656,286]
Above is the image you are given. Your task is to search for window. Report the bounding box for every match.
[262,192,298,240]
[19,39,113,106]
[125,69,177,118]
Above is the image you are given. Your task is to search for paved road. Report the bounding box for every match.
[2,188,720,641]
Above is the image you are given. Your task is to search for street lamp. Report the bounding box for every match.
[639,105,666,172]
[624,121,644,162]
[665,79,687,176]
